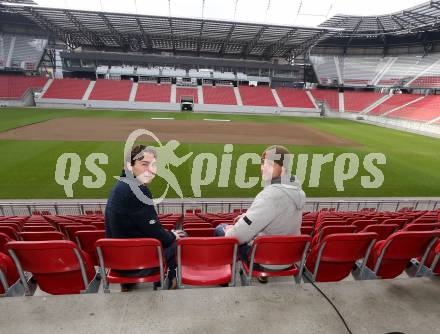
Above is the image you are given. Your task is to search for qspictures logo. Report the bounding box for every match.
[54,128,387,204]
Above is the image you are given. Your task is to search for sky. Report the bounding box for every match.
[28,0,428,27]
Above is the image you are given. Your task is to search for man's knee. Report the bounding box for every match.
[214,224,227,237]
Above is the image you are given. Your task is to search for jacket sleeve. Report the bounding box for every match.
[225,188,281,244]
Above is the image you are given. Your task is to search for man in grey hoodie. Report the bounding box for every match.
[215,145,306,282]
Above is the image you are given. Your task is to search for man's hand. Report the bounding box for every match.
[172,230,186,239]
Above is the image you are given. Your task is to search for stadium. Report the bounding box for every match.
[0,0,439,333]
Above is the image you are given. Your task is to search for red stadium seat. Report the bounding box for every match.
[185,228,215,237]
[381,218,407,229]
[183,223,212,229]
[22,225,56,232]
[363,231,440,279]
[300,226,314,235]
[177,237,239,287]
[96,238,166,292]
[75,230,105,266]
[19,231,65,241]
[0,222,21,231]
[402,223,440,231]
[305,233,378,282]
[0,232,12,254]
[64,225,97,241]
[425,241,440,275]
[0,252,22,296]
[6,241,99,295]
[162,224,175,231]
[90,222,105,230]
[241,235,311,285]
[311,225,357,247]
[361,224,398,240]
[0,226,18,240]
[352,219,377,231]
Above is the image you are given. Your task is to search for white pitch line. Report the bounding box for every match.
[150,117,175,120]
[203,118,231,122]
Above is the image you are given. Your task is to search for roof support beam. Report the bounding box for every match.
[136,17,152,52]
[403,10,438,21]
[242,25,266,58]
[196,20,205,55]
[219,23,236,56]
[263,28,297,59]
[402,11,429,25]
[168,17,176,53]
[65,11,104,48]
[343,18,363,54]
[99,13,125,48]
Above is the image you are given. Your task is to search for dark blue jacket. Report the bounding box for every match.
[105,171,175,248]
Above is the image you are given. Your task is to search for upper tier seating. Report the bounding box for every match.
[43,78,90,99]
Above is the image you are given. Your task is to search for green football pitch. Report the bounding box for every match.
[0,107,439,199]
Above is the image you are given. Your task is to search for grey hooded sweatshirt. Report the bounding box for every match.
[225,175,306,245]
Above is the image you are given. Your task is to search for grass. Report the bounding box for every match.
[0,107,439,199]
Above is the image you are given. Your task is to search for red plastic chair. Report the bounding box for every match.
[241,235,311,285]
[90,222,105,230]
[0,252,22,296]
[22,226,56,232]
[361,224,398,240]
[300,226,314,235]
[19,231,65,241]
[402,223,440,231]
[0,222,21,231]
[65,225,97,241]
[381,218,407,229]
[75,230,105,266]
[162,224,175,231]
[305,233,378,282]
[311,225,356,247]
[412,217,438,224]
[185,228,215,237]
[6,240,99,295]
[364,231,440,279]
[0,226,18,240]
[0,232,12,254]
[352,220,377,231]
[183,223,212,229]
[96,238,166,292]
[424,241,440,275]
[177,237,239,287]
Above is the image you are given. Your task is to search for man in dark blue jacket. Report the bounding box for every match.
[105,145,183,290]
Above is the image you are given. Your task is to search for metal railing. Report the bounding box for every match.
[0,198,439,216]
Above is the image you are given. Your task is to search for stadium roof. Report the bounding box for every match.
[320,1,440,37]
[0,2,341,61]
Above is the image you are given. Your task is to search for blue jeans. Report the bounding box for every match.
[215,224,255,266]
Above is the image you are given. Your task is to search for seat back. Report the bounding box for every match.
[0,232,12,254]
[0,226,18,240]
[19,231,65,241]
[379,231,440,260]
[251,235,311,266]
[90,222,105,230]
[382,218,407,229]
[75,230,105,265]
[65,225,97,241]
[352,220,377,231]
[402,223,440,231]
[361,224,398,240]
[313,225,356,246]
[0,223,21,231]
[6,240,95,295]
[185,228,215,237]
[183,223,212,229]
[22,226,56,232]
[178,237,238,267]
[95,238,162,270]
[0,252,19,295]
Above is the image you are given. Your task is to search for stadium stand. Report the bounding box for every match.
[135,83,171,103]
[42,78,90,99]
[310,88,339,111]
[202,86,237,105]
[238,86,277,107]
[176,87,198,104]
[275,88,315,108]
[88,79,133,101]
[0,75,47,99]
[344,91,385,113]
[386,95,440,122]
[368,94,422,116]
